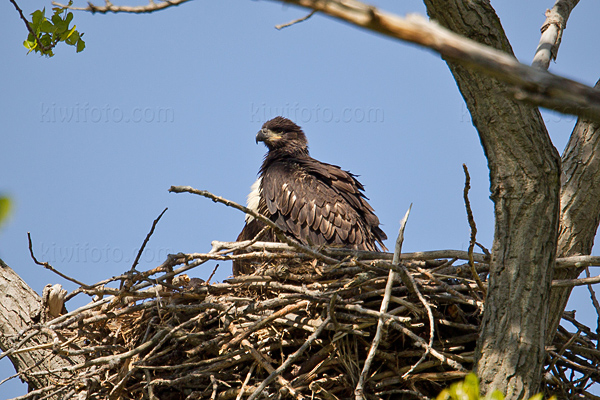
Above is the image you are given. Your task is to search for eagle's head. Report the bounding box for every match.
[256,116,308,153]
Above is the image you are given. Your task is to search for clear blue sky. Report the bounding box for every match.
[2,0,600,397]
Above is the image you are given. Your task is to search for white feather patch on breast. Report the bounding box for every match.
[246,177,262,223]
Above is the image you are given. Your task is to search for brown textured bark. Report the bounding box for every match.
[546,80,600,343]
[0,259,82,397]
[423,1,561,398]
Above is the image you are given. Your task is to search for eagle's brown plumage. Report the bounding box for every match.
[233,116,387,275]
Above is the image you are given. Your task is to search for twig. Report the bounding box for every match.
[531,0,580,69]
[462,164,486,297]
[211,226,270,255]
[417,267,481,308]
[9,385,70,400]
[376,389,429,400]
[224,300,310,351]
[109,312,208,397]
[275,9,317,29]
[552,273,600,287]
[555,255,600,269]
[53,0,191,13]
[236,363,256,400]
[27,232,92,289]
[545,329,580,373]
[206,264,219,285]
[247,297,336,400]
[388,320,466,372]
[241,339,300,399]
[131,207,168,271]
[398,270,435,378]
[585,267,600,346]
[212,240,489,263]
[356,206,411,400]
[145,369,157,400]
[392,205,412,266]
[339,304,411,324]
[394,206,417,297]
[210,375,218,400]
[169,186,339,265]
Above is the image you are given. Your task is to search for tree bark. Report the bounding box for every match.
[546,79,600,342]
[0,259,83,397]
[423,1,560,398]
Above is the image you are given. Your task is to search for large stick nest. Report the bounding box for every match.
[10,242,600,400]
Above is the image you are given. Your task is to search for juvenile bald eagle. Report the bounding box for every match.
[233,116,387,275]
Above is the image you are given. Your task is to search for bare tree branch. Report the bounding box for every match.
[130,207,168,272]
[28,232,92,289]
[532,0,580,69]
[267,1,600,122]
[275,9,317,30]
[552,273,600,287]
[53,0,191,14]
[63,0,600,122]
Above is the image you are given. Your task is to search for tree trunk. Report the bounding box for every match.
[546,79,600,343]
[423,1,561,398]
[0,259,83,397]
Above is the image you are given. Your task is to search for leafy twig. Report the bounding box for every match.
[8,0,52,53]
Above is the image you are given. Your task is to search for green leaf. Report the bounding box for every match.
[0,197,12,229]
[31,9,45,29]
[23,39,36,52]
[52,4,64,16]
[485,390,505,400]
[40,34,52,48]
[65,30,79,45]
[435,375,556,400]
[76,38,86,53]
[64,25,77,41]
[40,20,55,34]
[464,373,478,386]
[51,14,66,32]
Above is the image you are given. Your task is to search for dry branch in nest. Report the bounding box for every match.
[3,239,600,400]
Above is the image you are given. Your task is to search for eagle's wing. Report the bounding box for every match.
[261,160,387,251]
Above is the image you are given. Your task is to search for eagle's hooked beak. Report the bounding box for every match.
[256,128,279,144]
